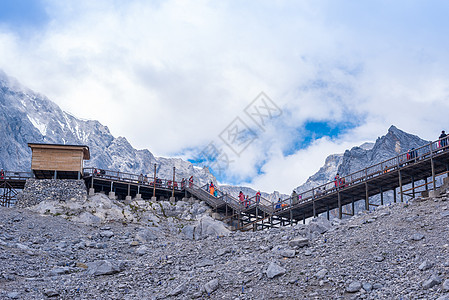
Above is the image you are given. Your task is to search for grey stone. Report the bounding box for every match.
[422,274,442,289]
[266,262,286,279]
[412,233,425,241]
[204,279,219,294]
[346,281,362,293]
[168,283,186,296]
[49,267,70,276]
[7,292,20,299]
[135,228,158,243]
[315,269,328,280]
[437,295,449,300]
[443,279,449,292]
[418,260,433,271]
[374,256,384,262]
[308,217,332,234]
[100,230,114,238]
[279,249,296,258]
[43,289,59,297]
[362,282,372,292]
[372,283,383,289]
[86,260,123,276]
[288,237,309,248]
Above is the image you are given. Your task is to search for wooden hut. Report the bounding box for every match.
[28,143,90,179]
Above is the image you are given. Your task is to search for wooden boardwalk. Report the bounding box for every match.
[2,137,449,232]
[184,138,449,231]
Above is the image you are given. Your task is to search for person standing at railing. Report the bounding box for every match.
[440,130,448,148]
[334,173,340,189]
[138,173,144,184]
[239,191,245,206]
[209,181,215,195]
[0,169,4,180]
[144,175,148,184]
[189,176,193,188]
[291,190,299,205]
[255,191,261,203]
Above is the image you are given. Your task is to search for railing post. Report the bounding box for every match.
[430,143,436,190]
[172,167,175,198]
[338,191,342,219]
[365,182,369,211]
[153,164,156,198]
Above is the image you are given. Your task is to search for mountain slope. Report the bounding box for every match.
[0,71,215,184]
[296,126,430,193]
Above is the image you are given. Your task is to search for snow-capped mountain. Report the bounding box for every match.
[296,125,430,194]
[0,71,215,185]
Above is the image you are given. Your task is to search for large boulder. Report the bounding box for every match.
[182,216,230,240]
[308,217,332,235]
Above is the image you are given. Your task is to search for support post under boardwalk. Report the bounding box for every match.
[393,188,397,203]
[338,191,342,219]
[153,164,156,198]
[352,197,355,216]
[398,169,403,202]
[425,177,428,191]
[290,209,293,226]
[411,176,415,198]
[127,184,130,196]
[313,201,316,218]
[380,187,384,206]
[431,157,436,190]
[365,182,369,211]
[303,214,306,224]
[326,205,330,220]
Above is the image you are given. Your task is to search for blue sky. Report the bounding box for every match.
[1,0,449,193]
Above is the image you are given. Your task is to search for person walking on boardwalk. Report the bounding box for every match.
[189,176,193,188]
[239,191,245,206]
[334,173,340,189]
[291,190,299,205]
[255,191,261,203]
[440,130,448,148]
[209,181,215,195]
[0,169,4,180]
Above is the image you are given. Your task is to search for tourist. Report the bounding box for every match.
[239,191,245,206]
[291,190,299,205]
[275,198,281,209]
[189,176,193,188]
[209,181,215,195]
[255,191,261,203]
[334,173,340,189]
[144,175,148,184]
[440,130,448,148]
[0,169,4,180]
[138,173,144,184]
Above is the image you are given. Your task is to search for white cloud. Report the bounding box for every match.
[1,0,449,193]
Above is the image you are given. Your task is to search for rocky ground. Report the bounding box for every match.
[2,190,449,299]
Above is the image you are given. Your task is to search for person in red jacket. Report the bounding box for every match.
[255,191,261,203]
[0,169,4,180]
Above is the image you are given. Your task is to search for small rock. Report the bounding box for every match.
[204,279,219,294]
[288,237,309,248]
[86,260,124,276]
[374,256,384,262]
[443,279,449,292]
[418,260,433,271]
[266,262,286,279]
[168,283,185,296]
[100,230,114,238]
[422,274,442,289]
[372,283,383,289]
[346,281,362,293]
[279,249,296,258]
[362,282,372,292]
[7,292,20,299]
[412,233,425,241]
[43,289,59,297]
[315,269,328,280]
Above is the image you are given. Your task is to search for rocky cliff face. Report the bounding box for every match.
[0,71,215,185]
[296,126,430,193]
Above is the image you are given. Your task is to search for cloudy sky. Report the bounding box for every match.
[1,0,449,193]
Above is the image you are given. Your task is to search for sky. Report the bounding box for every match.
[1,0,449,194]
